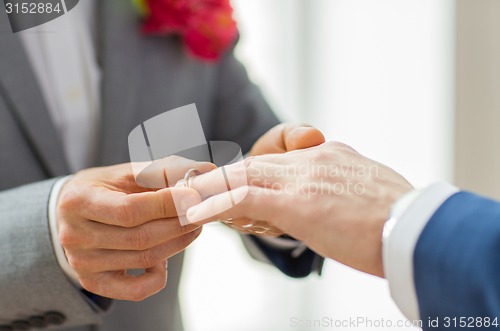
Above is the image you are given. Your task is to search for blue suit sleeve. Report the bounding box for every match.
[414,192,500,329]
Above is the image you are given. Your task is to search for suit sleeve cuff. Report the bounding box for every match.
[48,175,80,287]
[382,182,459,321]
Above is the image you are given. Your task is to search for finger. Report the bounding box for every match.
[185,186,283,226]
[135,156,215,189]
[183,158,283,200]
[69,228,202,273]
[177,161,246,199]
[249,123,295,154]
[80,218,201,250]
[250,123,325,155]
[81,187,202,227]
[74,163,153,194]
[80,261,168,301]
[285,126,326,151]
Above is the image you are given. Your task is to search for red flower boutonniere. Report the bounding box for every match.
[134,0,238,62]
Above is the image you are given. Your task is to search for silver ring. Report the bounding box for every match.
[241,222,255,229]
[183,169,201,188]
[248,226,270,234]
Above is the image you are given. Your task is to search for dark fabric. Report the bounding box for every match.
[249,236,324,278]
[414,192,500,330]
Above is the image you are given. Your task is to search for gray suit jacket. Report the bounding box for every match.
[0,1,279,330]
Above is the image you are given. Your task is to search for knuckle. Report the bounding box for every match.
[58,224,81,248]
[117,197,139,227]
[164,155,182,163]
[58,189,82,215]
[326,141,350,150]
[128,227,153,250]
[129,284,148,302]
[275,123,287,130]
[79,276,99,294]
[313,145,335,162]
[139,249,159,269]
[128,279,162,302]
[67,254,88,272]
[159,195,169,219]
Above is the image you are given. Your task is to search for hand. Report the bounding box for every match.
[184,142,413,277]
[57,159,213,301]
[222,123,325,236]
[249,123,326,156]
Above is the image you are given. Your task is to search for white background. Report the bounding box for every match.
[180,1,455,330]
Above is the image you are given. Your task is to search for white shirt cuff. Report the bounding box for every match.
[49,175,81,287]
[382,182,459,321]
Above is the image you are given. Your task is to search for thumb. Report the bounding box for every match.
[251,123,326,155]
[284,126,326,151]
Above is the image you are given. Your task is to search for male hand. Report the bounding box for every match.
[249,123,326,156]
[221,123,325,236]
[57,159,213,301]
[184,142,413,277]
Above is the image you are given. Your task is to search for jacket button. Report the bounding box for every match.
[11,321,30,330]
[43,312,66,326]
[0,326,13,331]
[28,316,47,329]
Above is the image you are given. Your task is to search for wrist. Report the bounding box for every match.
[386,181,414,211]
[371,182,414,277]
[382,182,459,320]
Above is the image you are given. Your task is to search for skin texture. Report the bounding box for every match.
[186,142,414,277]
[57,123,323,301]
[222,123,326,236]
[57,160,213,301]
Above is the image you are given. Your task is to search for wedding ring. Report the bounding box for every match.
[248,226,270,235]
[221,219,277,235]
[183,168,201,188]
[184,168,271,234]
[221,218,234,225]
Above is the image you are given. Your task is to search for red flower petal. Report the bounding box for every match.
[142,0,192,34]
[184,7,237,61]
[141,0,238,61]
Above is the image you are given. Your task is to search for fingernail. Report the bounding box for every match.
[178,205,200,226]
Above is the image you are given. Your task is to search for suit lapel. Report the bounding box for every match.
[98,0,144,166]
[0,10,69,177]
